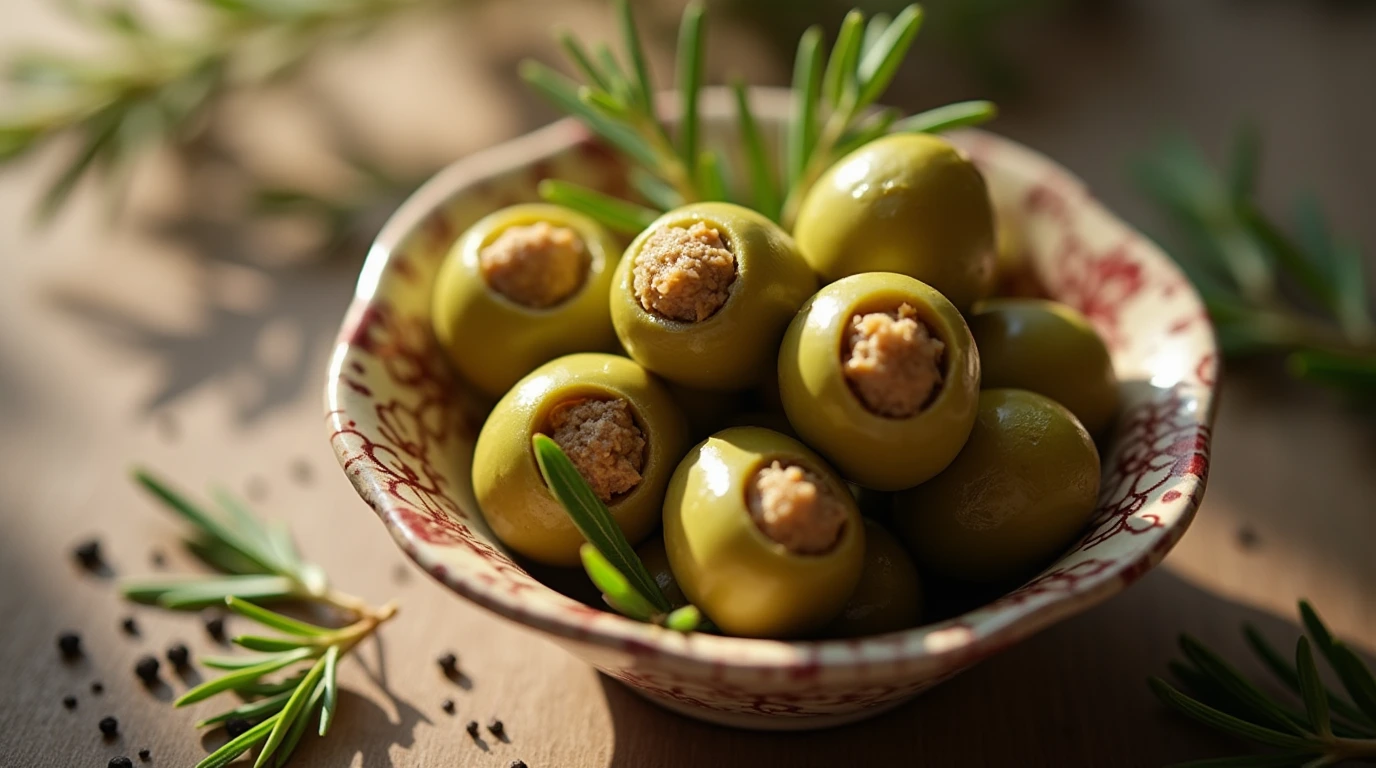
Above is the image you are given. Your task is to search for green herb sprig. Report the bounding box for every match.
[1136,127,1376,397]
[531,435,704,632]
[1152,600,1376,767]
[521,1,997,233]
[120,468,398,767]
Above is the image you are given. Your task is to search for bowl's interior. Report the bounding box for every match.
[327,89,1216,672]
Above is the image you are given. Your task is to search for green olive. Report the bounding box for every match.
[433,204,620,399]
[968,299,1119,435]
[793,133,996,310]
[824,520,922,637]
[611,203,817,391]
[635,535,687,609]
[665,382,742,442]
[893,389,1101,584]
[777,272,981,491]
[663,427,865,638]
[472,353,688,566]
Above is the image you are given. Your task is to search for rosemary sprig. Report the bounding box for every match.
[1152,600,1376,767]
[523,2,998,233]
[120,468,398,766]
[531,435,703,632]
[1136,127,1376,398]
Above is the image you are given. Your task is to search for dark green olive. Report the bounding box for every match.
[893,389,1101,584]
[472,353,688,566]
[611,203,817,391]
[793,133,996,310]
[635,536,687,609]
[824,520,922,637]
[778,272,981,491]
[968,299,1119,435]
[663,427,865,638]
[433,204,620,399]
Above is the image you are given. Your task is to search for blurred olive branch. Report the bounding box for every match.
[1136,126,1376,397]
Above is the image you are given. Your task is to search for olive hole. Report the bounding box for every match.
[745,459,848,556]
[479,221,590,309]
[631,221,738,323]
[840,302,947,420]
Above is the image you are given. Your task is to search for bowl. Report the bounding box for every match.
[325,88,1217,729]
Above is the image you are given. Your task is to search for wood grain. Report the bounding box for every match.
[1,0,1373,765]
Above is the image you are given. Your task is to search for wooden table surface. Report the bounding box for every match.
[2,0,1374,766]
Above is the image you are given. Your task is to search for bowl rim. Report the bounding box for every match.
[327,86,1217,675]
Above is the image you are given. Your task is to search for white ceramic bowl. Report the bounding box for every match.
[325,88,1217,729]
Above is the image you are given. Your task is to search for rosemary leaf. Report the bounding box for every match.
[1299,601,1336,655]
[1239,203,1337,317]
[855,4,923,111]
[183,536,269,575]
[180,648,315,702]
[594,44,634,107]
[531,435,669,612]
[822,10,864,109]
[236,672,308,697]
[1148,677,1321,750]
[786,25,824,191]
[519,61,659,170]
[835,107,899,157]
[1180,634,1312,736]
[1227,122,1260,203]
[675,1,705,178]
[1244,624,1376,735]
[133,468,281,576]
[196,690,294,727]
[1296,637,1333,738]
[1330,643,1376,725]
[696,149,728,203]
[537,179,659,235]
[1288,350,1376,390]
[37,105,123,222]
[274,678,326,768]
[614,0,655,116]
[558,29,610,92]
[631,167,684,211]
[160,575,297,609]
[731,79,779,221]
[861,13,891,56]
[226,596,331,636]
[256,653,330,767]
[580,86,634,121]
[211,486,274,552]
[893,100,999,135]
[581,544,656,622]
[664,605,703,633]
[196,714,279,768]
[235,634,314,653]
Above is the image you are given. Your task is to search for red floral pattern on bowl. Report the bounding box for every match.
[325,88,1217,729]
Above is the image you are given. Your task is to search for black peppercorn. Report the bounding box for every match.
[511,761,528,768]
[465,720,479,738]
[225,718,251,738]
[167,643,190,668]
[487,718,505,737]
[441,699,455,714]
[437,652,458,674]
[204,614,226,642]
[121,617,139,636]
[62,695,77,710]
[57,631,82,659]
[74,539,103,569]
[99,716,119,737]
[134,655,160,685]
[138,748,151,762]
[91,681,104,694]
[109,757,133,768]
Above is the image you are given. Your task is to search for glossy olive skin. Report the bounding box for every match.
[433,204,620,399]
[793,133,996,310]
[778,272,981,491]
[472,353,688,566]
[893,389,1101,584]
[824,520,922,637]
[635,536,687,609]
[968,299,1119,435]
[663,427,865,638]
[611,203,817,391]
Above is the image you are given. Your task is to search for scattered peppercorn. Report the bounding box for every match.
[57,631,82,659]
[134,656,160,685]
[91,681,104,694]
[121,616,139,636]
[109,757,133,768]
[167,643,190,668]
[99,716,119,737]
[204,614,226,643]
[225,718,251,738]
[74,539,103,570]
[510,761,528,768]
[138,748,151,762]
[465,721,480,738]
[438,652,458,675]
[441,699,455,715]
[62,695,77,710]
[487,718,505,737]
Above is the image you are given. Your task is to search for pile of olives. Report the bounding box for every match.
[435,133,1117,640]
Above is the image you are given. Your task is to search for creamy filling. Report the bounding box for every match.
[479,222,588,308]
[842,303,945,419]
[747,461,848,555]
[632,222,737,322]
[548,398,646,503]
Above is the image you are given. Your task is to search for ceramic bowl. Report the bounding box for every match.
[325,88,1217,729]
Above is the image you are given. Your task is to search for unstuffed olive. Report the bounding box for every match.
[433,204,620,399]
[472,353,688,566]
[893,389,1101,584]
[635,536,687,609]
[968,299,1119,435]
[663,427,865,638]
[825,520,922,637]
[611,203,817,391]
[793,133,996,310]
[778,272,981,491]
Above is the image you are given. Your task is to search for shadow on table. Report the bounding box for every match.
[596,568,1370,768]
